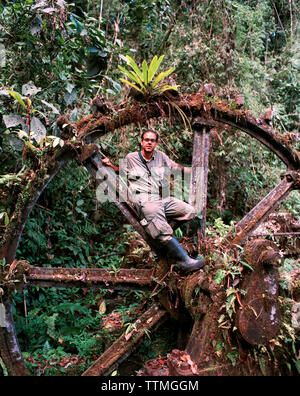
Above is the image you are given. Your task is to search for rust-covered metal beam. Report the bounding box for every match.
[189,118,211,243]
[25,267,155,291]
[82,304,168,376]
[249,231,300,237]
[225,172,298,246]
[209,106,300,170]
[75,92,300,171]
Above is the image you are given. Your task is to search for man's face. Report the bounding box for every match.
[141,132,158,154]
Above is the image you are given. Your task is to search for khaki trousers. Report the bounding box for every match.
[137,197,196,243]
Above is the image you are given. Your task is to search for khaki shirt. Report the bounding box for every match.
[120,150,181,205]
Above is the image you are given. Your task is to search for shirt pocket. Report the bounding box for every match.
[128,167,147,181]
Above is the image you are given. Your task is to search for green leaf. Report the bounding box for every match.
[45,313,58,339]
[142,60,148,85]
[226,293,236,315]
[125,56,144,83]
[4,213,9,226]
[119,54,177,98]
[8,91,27,109]
[240,261,254,271]
[148,55,164,82]
[119,78,143,93]
[0,357,8,376]
[153,84,180,94]
[118,65,144,88]
[226,350,239,366]
[25,140,36,150]
[151,67,175,88]
[70,14,82,33]
[215,269,226,285]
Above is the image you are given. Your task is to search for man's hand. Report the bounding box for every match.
[102,157,119,172]
[102,157,112,167]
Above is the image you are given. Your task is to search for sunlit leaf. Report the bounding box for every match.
[119,78,142,92]
[125,55,144,82]
[4,213,9,226]
[119,55,177,98]
[118,66,143,88]
[25,140,36,150]
[148,55,164,82]
[8,91,27,109]
[151,67,175,88]
[142,60,148,85]
[98,300,106,315]
[153,84,180,94]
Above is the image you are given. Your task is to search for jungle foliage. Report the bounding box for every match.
[0,0,299,375]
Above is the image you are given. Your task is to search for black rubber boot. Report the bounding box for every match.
[164,237,205,272]
[186,214,203,237]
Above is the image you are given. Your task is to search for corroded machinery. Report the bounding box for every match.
[0,89,299,376]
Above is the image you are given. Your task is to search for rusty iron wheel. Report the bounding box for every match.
[1,94,299,376]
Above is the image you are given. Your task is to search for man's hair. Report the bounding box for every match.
[141,129,159,142]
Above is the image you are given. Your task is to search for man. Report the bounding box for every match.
[102,129,204,272]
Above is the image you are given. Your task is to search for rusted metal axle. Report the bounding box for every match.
[249,232,300,237]
[24,267,155,291]
[82,304,168,376]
